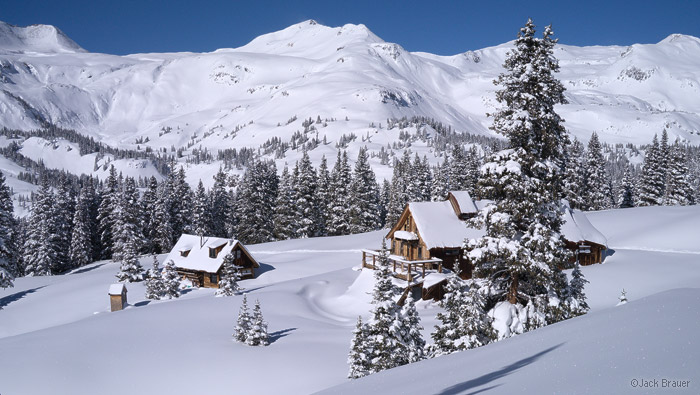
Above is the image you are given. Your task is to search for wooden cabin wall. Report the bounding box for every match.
[430,248,472,278]
[391,210,430,260]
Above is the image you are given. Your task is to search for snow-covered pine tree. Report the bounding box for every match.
[618,165,636,208]
[315,156,331,236]
[396,293,425,364]
[192,180,211,238]
[379,179,391,228]
[364,240,403,373]
[563,138,586,209]
[97,165,119,259]
[0,172,16,288]
[53,176,75,273]
[659,129,670,187]
[233,294,252,343]
[348,147,381,234]
[449,145,471,192]
[637,134,665,206]
[247,299,269,346]
[145,255,165,300]
[431,157,450,202]
[161,260,181,298]
[431,267,495,355]
[236,160,278,243]
[385,151,411,226]
[617,289,628,305]
[210,168,231,238]
[583,132,610,210]
[465,146,482,195]
[24,180,59,276]
[412,154,432,202]
[347,316,370,379]
[664,140,695,206]
[292,150,319,238]
[169,167,194,239]
[115,238,144,282]
[113,177,143,264]
[216,252,243,296]
[69,186,94,268]
[327,151,352,235]
[466,20,574,337]
[153,180,174,253]
[273,166,297,240]
[566,262,589,316]
[140,176,159,254]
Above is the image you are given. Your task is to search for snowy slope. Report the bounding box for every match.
[0,19,699,156]
[1,207,699,394]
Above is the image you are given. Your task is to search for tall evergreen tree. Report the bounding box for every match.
[637,134,665,206]
[140,176,160,254]
[53,176,75,273]
[315,156,332,236]
[328,150,353,236]
[396,293,425,364]
[292,151,319,238]
[97,165,119,259]
[618,165,636,208]
[24,180,59,276]
[385,151,411,226]
[466,20,575,336]
[563,138,586,209]
[69,186,94,268]
[0,172,16,288]
[192,180,211,238]
[583,132,610,210]
[115,238,144,282]
[431,157,450,202]
[210,168,231,238]
[113,177,143,264]
[236,160,278,243]
[348,147,381,233]
[273,166,297,240]
[664,140,695,206]
[153,181,174,253]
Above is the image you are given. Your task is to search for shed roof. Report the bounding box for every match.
[164,234,259,273]
[408,201,484,249]
[561,208,608,247]
[108,283,126,295]
[448,191,479,215]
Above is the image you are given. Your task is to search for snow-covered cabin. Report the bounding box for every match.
[164,234,260,288]
[383,191,608,281]
[561,208,608,265]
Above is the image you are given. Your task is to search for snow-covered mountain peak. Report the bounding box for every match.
[0,21,85,54]
[234,19,383,58]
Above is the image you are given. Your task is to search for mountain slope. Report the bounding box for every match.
[0,19,699,152]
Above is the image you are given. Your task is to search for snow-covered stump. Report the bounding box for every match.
[108,283,127,312]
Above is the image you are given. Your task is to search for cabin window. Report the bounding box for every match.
[210,273,218,284]
[209,247,217,258]
[418,247,422,258]
[180,250,190,257]
[235,250,242,259]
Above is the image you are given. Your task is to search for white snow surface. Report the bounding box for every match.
[1,207,700,394]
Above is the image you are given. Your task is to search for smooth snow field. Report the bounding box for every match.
[1,207,700,394]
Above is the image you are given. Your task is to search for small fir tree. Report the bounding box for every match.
[216,252,243,296]
[397,293,425,364]
[247,299,269,346]
[233,294,252,343]
[145,255,165,300]
[161,260,181,299]
[347,316,370,379]
[566,262,589,316]
[618,166,636,208]
[617,289,628,306]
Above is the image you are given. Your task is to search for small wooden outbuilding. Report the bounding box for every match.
[109,283,127,312]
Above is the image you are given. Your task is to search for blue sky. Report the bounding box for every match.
[3,0,700,55]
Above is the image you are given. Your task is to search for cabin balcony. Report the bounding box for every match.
[361,249,443,283]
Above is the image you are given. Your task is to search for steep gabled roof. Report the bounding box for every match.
[448,191,479,216]
[164,234,259,273]
[561,208,608,247]
[406,201,484,249]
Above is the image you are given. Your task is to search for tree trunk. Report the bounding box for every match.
[508,272,519,304]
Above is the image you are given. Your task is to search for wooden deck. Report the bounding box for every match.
[361,249,443,283]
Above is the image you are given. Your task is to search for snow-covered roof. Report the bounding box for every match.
[561,209,608,247]
[408,201,485,249]
[108,284,126,295]
[449,191,479,215]
[394,230,418,241]
[422,273,447,289]
[164,234,258,273]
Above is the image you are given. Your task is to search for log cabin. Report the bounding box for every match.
[164,234,260,288]
[377,191,608,300]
